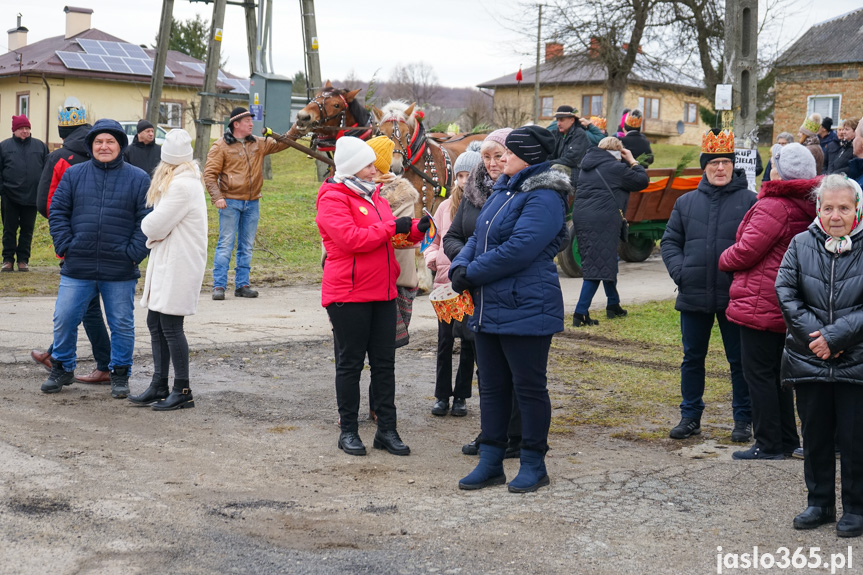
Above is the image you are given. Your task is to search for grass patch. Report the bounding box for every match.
[549,300,741,443]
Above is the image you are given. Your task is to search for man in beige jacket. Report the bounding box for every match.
[204,107,288,300]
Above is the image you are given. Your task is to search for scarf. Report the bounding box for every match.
[334,174,377,203]
[815,177,863,253]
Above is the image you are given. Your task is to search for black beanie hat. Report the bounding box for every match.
[505,125,556,165]
[229,107,253,128]
[136,119,154,134]
[822,116,833,131]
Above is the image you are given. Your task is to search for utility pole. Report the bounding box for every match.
[244,0,257,76]
[300,0,322,98]
[533,4,543,124]
[193,0,227,163]
[148,0,174,127]
[723,0,758,142]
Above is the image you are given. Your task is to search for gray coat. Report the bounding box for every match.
[573,148,648,280]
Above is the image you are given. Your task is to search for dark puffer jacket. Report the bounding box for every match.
[442,161,496,262]
[661,169,756,313]
[450,163,569,336]
[573,147,649,280]
[49,119,152,281]
[620,131,654,166]
[718,178,818,333]
[824,138,854,175]
[36,123,91,218]
[776,223,863,386]
[0,134,48,205]
[123,136,161,175]
[550,124,591,187]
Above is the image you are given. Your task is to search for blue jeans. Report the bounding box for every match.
[213,199,260,290]
[52,276,137,372]
[47,293,111,372]
[575,280,620,314]
[679,310,751,422]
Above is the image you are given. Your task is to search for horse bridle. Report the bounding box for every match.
[386,118,413,166]
[309,91,349,129]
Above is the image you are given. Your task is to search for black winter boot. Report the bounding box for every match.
[129,374,170,405]
[572,312,599,327]
[152,380,195,411]
[41,358,75,394]
[606,304,628,319]
[110,366,131,399]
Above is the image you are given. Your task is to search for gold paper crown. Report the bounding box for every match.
[625,114,643,129]
[590,116,607,130]
[801,116,820,135]
[58,105,86,127]
[701,129,735,154]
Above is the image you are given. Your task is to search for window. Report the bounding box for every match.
[16,93,29,117]
[581,94,603,117]
[808,95,840,122]
[638,96,660,119]
[146,100,183,128]
[684,102,698,124]
[541,96,553,118]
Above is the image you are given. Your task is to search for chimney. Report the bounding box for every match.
[545,42,563,62]
[588,37,601,58]
[7,13,28,52]
[64,6,93,39]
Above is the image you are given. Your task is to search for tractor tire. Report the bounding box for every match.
[618,235,655,262]
[557,222,583,278]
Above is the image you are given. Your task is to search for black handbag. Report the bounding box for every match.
[596,170,629,242]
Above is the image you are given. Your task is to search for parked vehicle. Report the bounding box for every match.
[118,121,168,146]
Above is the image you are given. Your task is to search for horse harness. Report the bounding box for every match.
[386,118,453,209]
[310,91,373,152]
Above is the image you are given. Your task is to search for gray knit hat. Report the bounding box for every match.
[453,141,482,175]
[772,142,817,181]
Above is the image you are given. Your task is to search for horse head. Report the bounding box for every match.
[372,101,418,176]
[292,80,363,136]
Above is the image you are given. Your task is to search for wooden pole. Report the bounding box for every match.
[147,0,174,127]
[193,0,227,163]
[533,3,542,124]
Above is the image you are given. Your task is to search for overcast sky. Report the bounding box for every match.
[2,0,862,88]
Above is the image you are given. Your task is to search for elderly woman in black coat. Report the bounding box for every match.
[571,137,648,326]
[776,174,863,538]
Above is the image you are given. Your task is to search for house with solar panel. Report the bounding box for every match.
[0,6,248,148]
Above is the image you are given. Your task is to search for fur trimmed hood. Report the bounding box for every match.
[758,176,821,200]
[379,176,420,212]
[521,166,573,198]
[464,161,495,209]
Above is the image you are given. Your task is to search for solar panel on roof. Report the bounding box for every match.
[77,39,107,55]
[103,55,131,74]
[121,43,148,59]
[57,51,88,70]
[101,42,127,57]
[81,53,111,72]
[125,58,151,76]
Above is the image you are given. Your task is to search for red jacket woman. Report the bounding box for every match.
[719,177,818,333]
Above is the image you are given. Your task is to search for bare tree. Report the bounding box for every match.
[461,90,493,131]
[388,62,442,106]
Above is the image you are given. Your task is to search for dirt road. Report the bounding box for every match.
[0,259,853,574]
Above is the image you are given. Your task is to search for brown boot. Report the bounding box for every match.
[30,349,52,372]
[76,369,111,384]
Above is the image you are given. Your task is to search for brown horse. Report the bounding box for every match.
[371,101,485,217]
[287,80,374,151]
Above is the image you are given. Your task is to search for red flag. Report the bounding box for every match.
[516,67,523,83]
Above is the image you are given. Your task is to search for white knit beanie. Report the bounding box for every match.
[161,129,193,165]
[334,136,376,179]
[772,142,817,181]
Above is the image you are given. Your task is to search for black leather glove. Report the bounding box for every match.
[417,214,432,233]
[450,266,471,293]
[394,216,412,235]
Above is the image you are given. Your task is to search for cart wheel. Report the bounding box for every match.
[618,236,655,262]
[557,222,583,278]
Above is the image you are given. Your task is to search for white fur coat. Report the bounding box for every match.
[139,164,208,316]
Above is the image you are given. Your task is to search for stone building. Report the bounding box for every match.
[477,42,710,146]
[773,8,863,137]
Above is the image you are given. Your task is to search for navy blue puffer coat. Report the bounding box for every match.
[49,119,151,281]
[450,162,569,336]
[661,169,756,313]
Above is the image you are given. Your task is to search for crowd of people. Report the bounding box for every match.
[3,95,863,530]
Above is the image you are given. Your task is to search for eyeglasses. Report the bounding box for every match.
[707,159,733,167]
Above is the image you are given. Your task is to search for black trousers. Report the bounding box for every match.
[740,326,799,455]
[147,310,189,380]
[328,300,397,432]
[1,197,37,263]
[796,382,863,513]
[474,332,552,452]
[434,319,475,400]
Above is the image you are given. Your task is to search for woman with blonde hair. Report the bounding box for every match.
[571,136,648,326]
[129,129,208,410]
